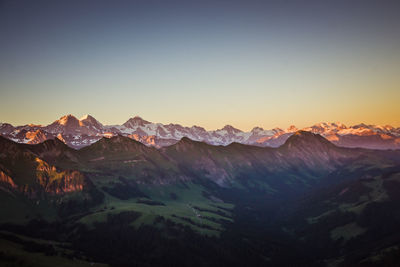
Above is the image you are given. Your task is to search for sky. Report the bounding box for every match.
[0,0,399,131]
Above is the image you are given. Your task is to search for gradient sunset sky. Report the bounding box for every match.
[0,0,399,130]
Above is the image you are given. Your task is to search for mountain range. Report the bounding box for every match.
[1,129,400,266]
[1,114,400,150]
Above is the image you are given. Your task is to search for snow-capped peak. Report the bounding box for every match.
[251,127,264,133]
[286,125,298,132]
[123,116,151,128]
[303,122,347,134]
[79,114,102,125]
[220,125,242,133]
[79,114,103,131]
[58,114,79,125]
[79,114,91,121]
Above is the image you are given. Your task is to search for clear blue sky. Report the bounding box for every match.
[1,0,399,130]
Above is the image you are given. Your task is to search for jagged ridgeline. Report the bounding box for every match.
[1,132,400,266]
[2,114,400,150]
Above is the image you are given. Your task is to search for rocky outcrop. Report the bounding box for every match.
[35,158,86,195]
[0,170,17,190]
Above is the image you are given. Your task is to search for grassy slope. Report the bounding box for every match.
[78,182,233,236]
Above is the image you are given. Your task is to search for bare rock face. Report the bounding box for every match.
[0,170,17,189]
[26,129,52,144]
[34,158,86,194]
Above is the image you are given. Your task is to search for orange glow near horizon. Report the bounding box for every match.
[0,1,399,131]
